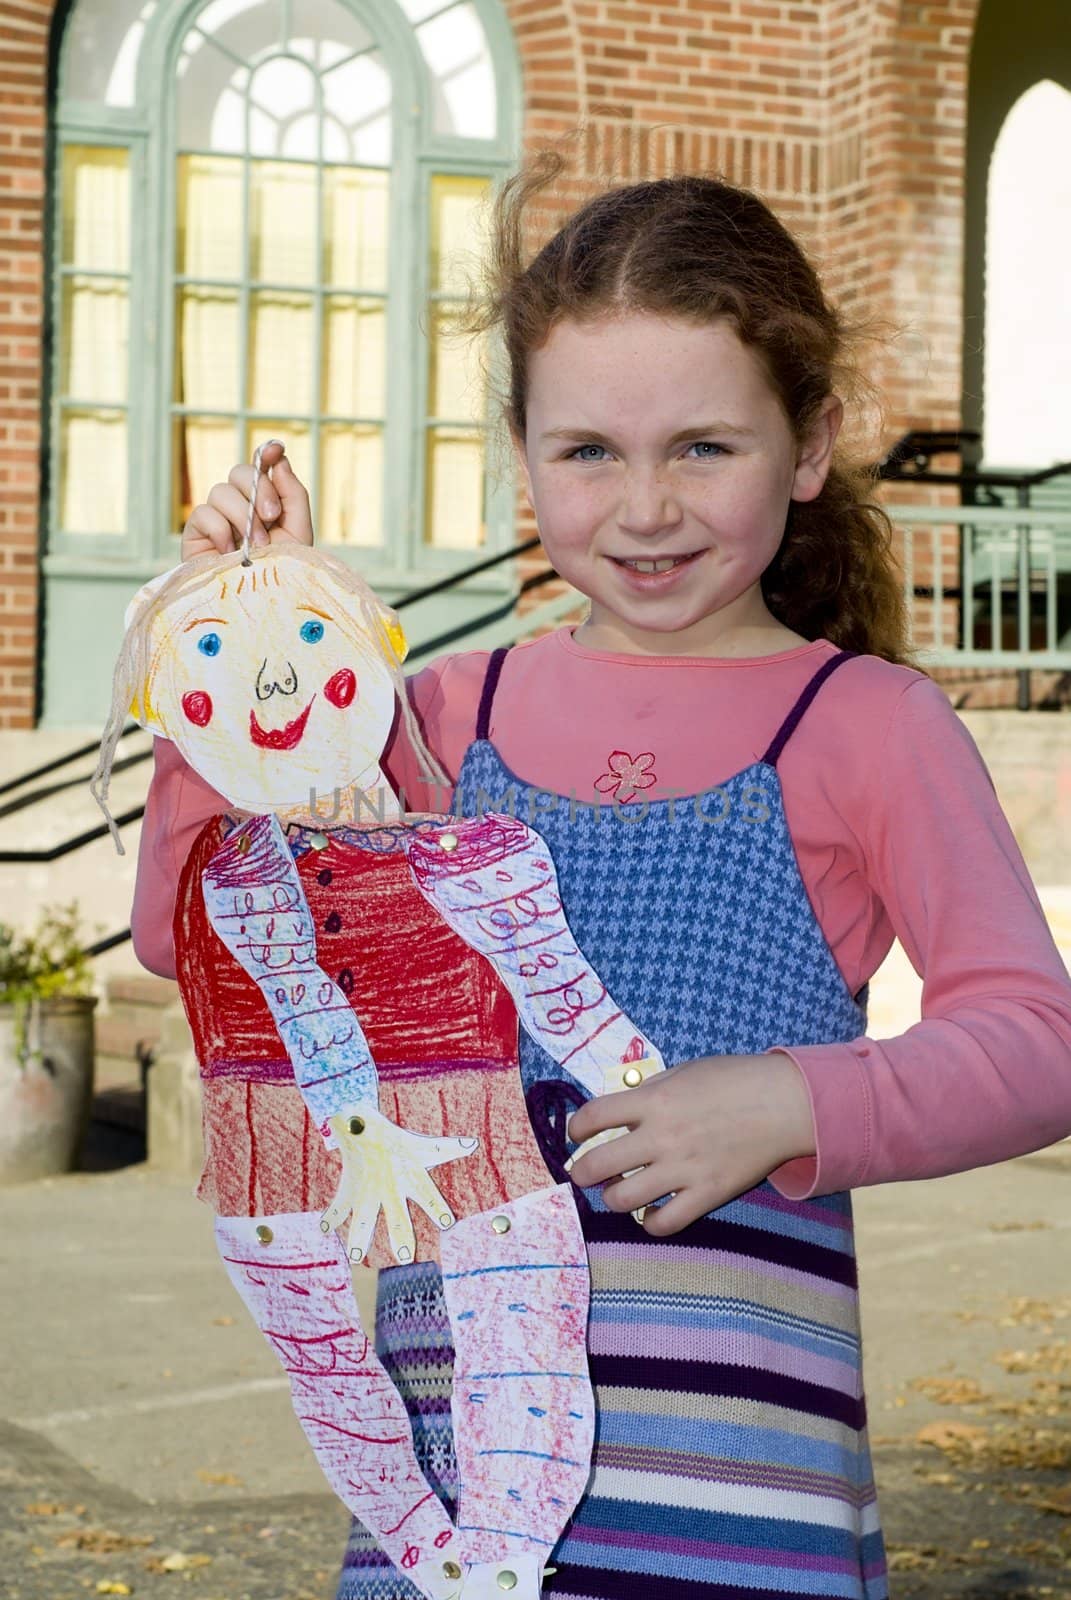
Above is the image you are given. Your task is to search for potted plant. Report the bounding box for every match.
[0,902,98,1183]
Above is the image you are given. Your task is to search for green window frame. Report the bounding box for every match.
[46,0,521,591]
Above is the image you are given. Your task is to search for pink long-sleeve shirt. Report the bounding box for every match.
[132,626,1071,1202]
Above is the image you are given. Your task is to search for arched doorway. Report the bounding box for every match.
[963,0,1071,464]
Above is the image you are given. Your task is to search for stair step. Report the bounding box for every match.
[92,1084,145,1134]
[106,975,178,1008]
[96,1014,162,1062]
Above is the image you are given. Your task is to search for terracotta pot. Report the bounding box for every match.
[0,996,97,1184]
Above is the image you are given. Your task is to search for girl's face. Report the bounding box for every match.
[519,312,841,656]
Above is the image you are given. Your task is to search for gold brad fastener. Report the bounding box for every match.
[348,1115,366,1136]
[622,1066,644,1088]
[309,832,330,851]
[236,833,252,854]
[496,1572,517,1591]
[255,1224,273,1245]
[438,831,459,852]
[490,1215,511,1235]
[441,1559,462,1580]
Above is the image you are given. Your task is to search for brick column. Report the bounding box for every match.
[0,0,55,728]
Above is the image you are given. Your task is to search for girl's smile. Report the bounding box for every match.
[520,312,840,658]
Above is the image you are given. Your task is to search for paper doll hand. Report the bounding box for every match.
[565,1056,662,1224]
[320,1103,479,1265]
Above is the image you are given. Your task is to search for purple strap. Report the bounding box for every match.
[761,648,859,769]
[476,645,511,741]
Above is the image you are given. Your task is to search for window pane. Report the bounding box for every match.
[323,298,386,417]
[422,4,495,140]
[425,427,484,549]
[323,168,389,290]
[250,159,318,284]
[62,0,150,107]
[428,307,485,422]
[321,53,392,166]
[61,277,128,403]
[248,57,317,160]
[177,287,240,411]
[402,1,496,140]
[173,416,239,533]
[249,292,315,413]
[245,419,311,484]
[177,155,243,280]
[62,146,129,272]
[61,410,127,534]
[429,173,490,295]
[321,426,383,546]
[176,35,250,153]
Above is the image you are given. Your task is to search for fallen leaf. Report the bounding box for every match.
[909,1376,989,1406]
[57,1529,154,1554]
[993,1342,1071,1377]
[886,1545,940,1571]
[95,1585,132,1597]
[24,1501,65,1516]
[159,1552,212,1572]
[916,1419,988,1458]
[1032,1484,1071,1517]
[195,1470,243,1487]
[211,1315,235,1326]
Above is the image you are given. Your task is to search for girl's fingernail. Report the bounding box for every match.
[266,437,284,449]
[264,498,281,518]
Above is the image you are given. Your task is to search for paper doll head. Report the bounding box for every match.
[93,544,444,845]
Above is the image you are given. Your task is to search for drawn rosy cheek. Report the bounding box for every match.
[182,690,213,727]
[324,668,357,709]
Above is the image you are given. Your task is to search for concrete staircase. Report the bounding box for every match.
[93,973,179,1144]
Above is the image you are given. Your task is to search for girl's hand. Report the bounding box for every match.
[180,439,314,561]
[565,1050,815,1235]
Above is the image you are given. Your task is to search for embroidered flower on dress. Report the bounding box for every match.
[594,750,657,804]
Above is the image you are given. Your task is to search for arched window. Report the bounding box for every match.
[983,79,1071,467]
[51,0,519,584]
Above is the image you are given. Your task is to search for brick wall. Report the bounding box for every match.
[4,0,1048,724]
[0,0,52,728]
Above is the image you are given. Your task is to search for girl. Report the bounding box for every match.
[133,164,1071,1600]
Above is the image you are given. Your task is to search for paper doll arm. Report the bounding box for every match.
[202,814,379,1122]
[402,815,665,1096]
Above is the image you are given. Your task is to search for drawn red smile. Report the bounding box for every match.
[249,698,314,751]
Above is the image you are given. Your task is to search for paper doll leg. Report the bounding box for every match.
[439,1185,594,1573]
[215,1211,461,1600]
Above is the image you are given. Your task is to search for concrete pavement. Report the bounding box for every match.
[3,1146,1071,1599]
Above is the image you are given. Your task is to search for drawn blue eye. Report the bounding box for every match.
[300,618,325,644]
[197,632,221,657]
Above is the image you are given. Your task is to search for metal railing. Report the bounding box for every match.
[891,504,1071,670]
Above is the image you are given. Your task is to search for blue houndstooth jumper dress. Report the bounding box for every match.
[337,643,889,1600]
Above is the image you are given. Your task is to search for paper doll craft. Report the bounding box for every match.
[95,538,666,1600]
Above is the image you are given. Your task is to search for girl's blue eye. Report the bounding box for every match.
[300,618,325,644]
[687,441,724,458]
[572,444,609,462]
[197,632,221,657]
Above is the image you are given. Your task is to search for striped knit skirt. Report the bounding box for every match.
[336,1182,888,1600]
